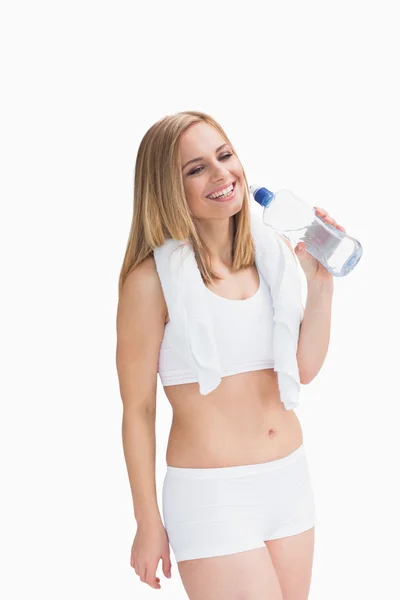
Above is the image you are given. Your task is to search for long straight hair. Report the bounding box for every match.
[118,110,255,296]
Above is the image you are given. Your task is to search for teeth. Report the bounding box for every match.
[207,183,234,199]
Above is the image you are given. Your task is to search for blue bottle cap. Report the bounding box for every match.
[249,185,274,208]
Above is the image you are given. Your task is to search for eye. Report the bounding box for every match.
[189,153,233,176]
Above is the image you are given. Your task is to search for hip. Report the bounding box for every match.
[162,442,315,562]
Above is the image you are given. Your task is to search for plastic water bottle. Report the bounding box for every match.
[249,186,363,277]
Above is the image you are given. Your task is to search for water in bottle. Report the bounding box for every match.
[249,186,363,277]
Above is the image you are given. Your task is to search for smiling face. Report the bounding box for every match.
[179,121,245,220]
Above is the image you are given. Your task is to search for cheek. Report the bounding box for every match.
[183,181,203,214]
[184,178,204,201]
[234,160,245,178]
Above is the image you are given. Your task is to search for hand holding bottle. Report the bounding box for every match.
[295,206,345,283]
[250,185,363,277]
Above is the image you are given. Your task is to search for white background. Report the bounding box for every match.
[1,0,399,598]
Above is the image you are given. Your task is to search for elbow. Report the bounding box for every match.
[299,368,315,385]
[297,353,322,385]
[300,364,324,384]
[300,373,312,385]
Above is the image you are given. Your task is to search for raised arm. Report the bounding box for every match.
[116,255,168,527]
[278,232,334,384]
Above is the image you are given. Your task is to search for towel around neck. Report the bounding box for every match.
[153,210,304,410]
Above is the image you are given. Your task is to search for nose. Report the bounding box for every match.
[211,164,230,180]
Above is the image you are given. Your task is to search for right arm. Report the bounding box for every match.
[116,255,168,527]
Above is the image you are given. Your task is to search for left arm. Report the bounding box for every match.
[296,278,333,384]
[279,206,343,385]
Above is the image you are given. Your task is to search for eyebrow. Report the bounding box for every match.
[182,143,230,171]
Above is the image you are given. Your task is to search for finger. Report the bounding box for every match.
[326,217,337,226]
[162,552,172,571]
[162,556,172,578]
[318,212,337,227]
[324,216,343,230]
[324,218,346,232]
[314,206,345,232]
[313,206,328,217]
[319,211,334,223]
[144,565,161,589]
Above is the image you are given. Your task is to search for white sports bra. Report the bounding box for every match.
[153,210,304,410]
[157,266,274,386]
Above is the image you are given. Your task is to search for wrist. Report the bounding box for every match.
[135,512,163,527]
[306,276,334,294]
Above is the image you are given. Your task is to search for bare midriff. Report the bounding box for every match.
[163,368,303,468]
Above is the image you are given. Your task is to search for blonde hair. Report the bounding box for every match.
[118,110,255,296]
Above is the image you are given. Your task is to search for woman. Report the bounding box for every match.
[116,111,343,599]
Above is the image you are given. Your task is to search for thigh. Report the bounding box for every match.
[178,546,284,600]
[265,527,315,600]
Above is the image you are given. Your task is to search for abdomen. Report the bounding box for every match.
[164,369,303,468]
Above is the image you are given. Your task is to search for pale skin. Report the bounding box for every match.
[119,121,344,597]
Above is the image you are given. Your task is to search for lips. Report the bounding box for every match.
[206,181,236,199]
[206,181,237,202]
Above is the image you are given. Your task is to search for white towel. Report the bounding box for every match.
[153,210,304,410]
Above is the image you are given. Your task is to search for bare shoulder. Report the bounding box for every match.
[123,254,158,288]
[118,255,168,323]
[115,255,168,411]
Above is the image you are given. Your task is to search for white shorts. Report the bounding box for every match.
[162,444,316,563]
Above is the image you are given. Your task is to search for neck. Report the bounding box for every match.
[195,216,235,267]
